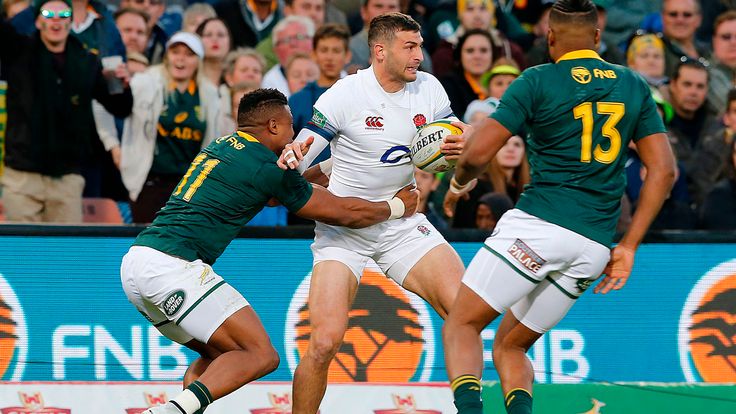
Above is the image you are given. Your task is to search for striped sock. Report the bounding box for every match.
[505,388,532,414]
[450,375,483,414]
[170,381,213,414]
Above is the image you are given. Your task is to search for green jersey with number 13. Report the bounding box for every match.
[491,50,666,247]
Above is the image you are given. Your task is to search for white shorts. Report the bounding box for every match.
[311,213,446,285]
[463,209,610,333]
[120,246,249,344]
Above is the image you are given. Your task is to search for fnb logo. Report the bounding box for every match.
[365,116,384,129]
[285,266,435,382]
[0,272,27,381]
[679,259,736,382]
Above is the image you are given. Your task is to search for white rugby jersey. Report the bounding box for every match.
[295,67,454,201]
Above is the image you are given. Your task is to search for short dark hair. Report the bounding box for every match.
[672,58,710,82]
[549,0,598,28]
[714,10,736,34]
[237,88,288,127]
[114,7,150,25]
[367,12,421,49]
[454,29,494,69]
[727,88,736,111]
[313,23,350,51]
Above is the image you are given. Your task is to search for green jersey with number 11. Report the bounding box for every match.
[491,50,666,247]
[134,131,313,264]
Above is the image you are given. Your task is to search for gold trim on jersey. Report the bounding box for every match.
[236,131,260,142]
[556,49,604,63]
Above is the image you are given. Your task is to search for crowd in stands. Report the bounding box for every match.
[0,0,735,231]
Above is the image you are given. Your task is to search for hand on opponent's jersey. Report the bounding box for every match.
[277,136,315,170]
[393,184,421,218]
[442,121,473,160]
[594,245,635,294]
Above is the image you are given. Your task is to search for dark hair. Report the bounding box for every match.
[549,0,598,28]
[237,88,288,127]
[313,23,350,50]
[453,28,494,70]
[367,12,421,49]
[196,17,233,53]
[727,89,736,111]
[114,7,150,25]
[672,57,710,82]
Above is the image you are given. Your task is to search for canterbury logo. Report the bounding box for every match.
[365,116,384,128]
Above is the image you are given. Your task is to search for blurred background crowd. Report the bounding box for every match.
[0,0,734,232]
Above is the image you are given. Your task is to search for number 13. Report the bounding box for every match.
[573,102,624,164]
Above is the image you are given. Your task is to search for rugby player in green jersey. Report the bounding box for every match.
[121,88,419,414]
[441,1,676,413]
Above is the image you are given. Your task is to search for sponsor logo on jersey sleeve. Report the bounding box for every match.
[310,109,328,128]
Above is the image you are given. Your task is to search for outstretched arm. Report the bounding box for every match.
[595,133,676,294]
[296,185,419,228]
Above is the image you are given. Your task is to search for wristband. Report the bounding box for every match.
[319,159,333,178]
[449,176,476,195]
[387,197,405,219]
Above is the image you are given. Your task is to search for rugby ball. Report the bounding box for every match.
[410,120,462,173]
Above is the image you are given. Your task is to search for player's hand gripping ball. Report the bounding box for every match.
[410,120,463,173]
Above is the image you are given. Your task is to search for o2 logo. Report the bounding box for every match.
[380,146,411,164]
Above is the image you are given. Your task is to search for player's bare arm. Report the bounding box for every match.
[444,118,512,217]
[302,161,330,188]
[594,132,676,294]
[277,136,315,170]
[296,184,419,228]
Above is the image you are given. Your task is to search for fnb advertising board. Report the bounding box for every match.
[0,236,734,386]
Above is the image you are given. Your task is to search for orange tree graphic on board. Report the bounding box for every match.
[688,276,736,381]
[0,296,17,378]
[294,270,426,382]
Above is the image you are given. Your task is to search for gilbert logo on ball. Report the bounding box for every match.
[410,120,462,174]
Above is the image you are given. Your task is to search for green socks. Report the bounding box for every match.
[450,375,483,414]
[505,388,532,414]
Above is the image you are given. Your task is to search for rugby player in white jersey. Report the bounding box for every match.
[277,12,471,414]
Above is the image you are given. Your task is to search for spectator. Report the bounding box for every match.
[695,0,736,47]
[219,48,266,134]
[668,59,715,172]
[430,0,525,79]
[220,80,260,133]
[285,53,319,94]
[262,15,315,98]
[127,51,149,75]
[289,23,351,133]
[604,0,660,48]
[115,8,149,55]
[196,17,233,86]
[526,0,623,66]
[487,134,530,203]
[120,0,169,64]
[700,136,736,229]
[523,1,553,66]
[414,167,447,230]
[0,0,132,223]
[627,32,669,94]
[661,0,710,78]
[690,89,736,205]
[257,0,326,71]
[440,29,494,121]
[475,192,513,231]
[3,0,29,19]
[482,61,520,99]
[215,0,283,48]
[708,11,736,115]
[181,2,215,33]
[463,97,500,124]
[120,32,221,223]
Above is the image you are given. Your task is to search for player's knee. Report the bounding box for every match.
[260,345,280,374]
[307,328,344,364]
